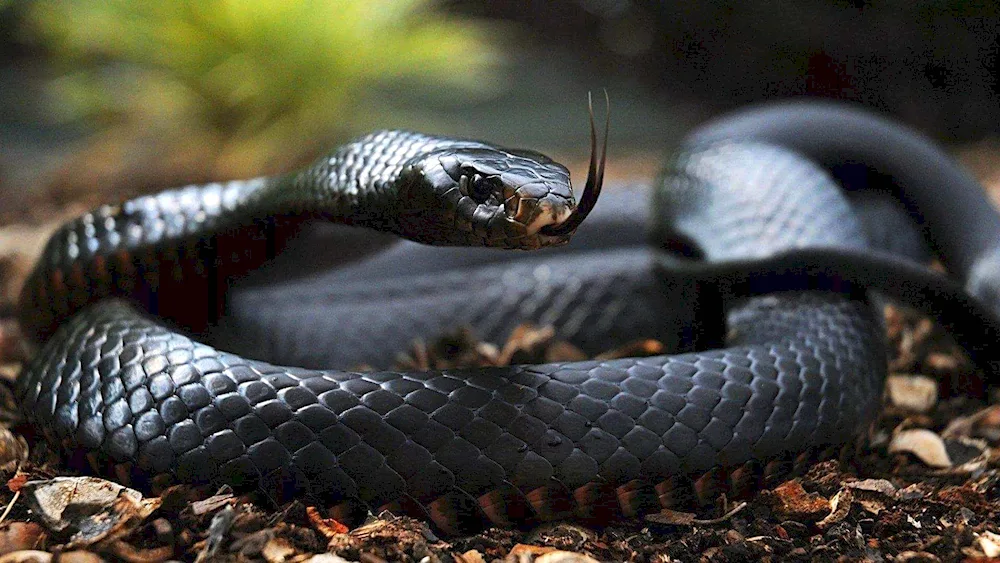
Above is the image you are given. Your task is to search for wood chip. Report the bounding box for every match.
[978,530,1000,558]
[886,374,938,413]
[764,481,831,522]
[534,551,601,563]
[888,429,953,468]
[306,506,349,539]
[21,477,160,547]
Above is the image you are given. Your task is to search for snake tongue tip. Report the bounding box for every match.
[540,90,609,237]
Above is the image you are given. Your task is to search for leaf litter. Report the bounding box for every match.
[0,302,999,562]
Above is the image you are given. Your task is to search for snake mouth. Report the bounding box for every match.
[504,186,575,235]
[539,90,609,237]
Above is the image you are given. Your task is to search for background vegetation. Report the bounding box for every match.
[17,0,500,183]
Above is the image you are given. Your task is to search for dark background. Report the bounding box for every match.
[1,0,998,219]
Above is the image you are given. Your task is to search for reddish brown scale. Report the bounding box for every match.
[525,484,575,521]
[763,459,791,486]
[484,484,542,527]
[151,473,174,493]
[656,476,699,509]
[114,462,134,487]
[49,268,65,294]
[571,481,621,522]
[377,494,436,524]
[692,467,730,506]
[727,462,763,498]
[793,450,815,473]
[427,492,489,536]
[476,489,518,527]
[85,452,102,476]
[328,501,365,527]
[611,480,644,518]
[68,262,86,292]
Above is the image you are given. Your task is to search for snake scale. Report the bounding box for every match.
[15,100,1000,534]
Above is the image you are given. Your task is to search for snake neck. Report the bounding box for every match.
[18,131,477,339]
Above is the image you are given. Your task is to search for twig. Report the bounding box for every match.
[0,490,20,523]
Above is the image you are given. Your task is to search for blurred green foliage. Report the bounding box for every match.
[23,0,500,173]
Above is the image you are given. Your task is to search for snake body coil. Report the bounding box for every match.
[16,102,1000,533]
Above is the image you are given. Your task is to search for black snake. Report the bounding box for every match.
[15,100,1000,534]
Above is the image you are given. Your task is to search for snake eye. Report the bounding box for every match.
[467,173,496,203]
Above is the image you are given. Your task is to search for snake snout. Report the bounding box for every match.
[505,181,576,235]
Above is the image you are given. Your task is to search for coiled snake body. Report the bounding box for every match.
[16,102,1000,533]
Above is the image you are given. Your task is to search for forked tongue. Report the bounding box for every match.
[541,90,609,236]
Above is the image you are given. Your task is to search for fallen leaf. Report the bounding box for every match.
[644,509,696,526]
[499,324,556,365]
[764,481,831,522]
[21,477,160,548]
[106,540,174,563]
[261,536,296,563]
[886,374,938,412]
[0,426,27,471]
[189,488,235,516]
[817,489,853,529]
[303,555,355,563]
[894,551,941,563]
[0,523,46,556]
[0,551,52,563]
[943,404,1000,441]
[888,429,953,468]
[507,543,556,561]
[544,341,588,363]
[844,479,897,496]
[978,531,1000,558]
[535,551,601,563]
[645,502,747,527]
[844,479,896,514]
[306,506,349,539]
[7,472,28,493]
[456,550,486,563]
[594,339,665,360]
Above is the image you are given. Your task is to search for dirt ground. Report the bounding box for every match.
[0,144,999,562]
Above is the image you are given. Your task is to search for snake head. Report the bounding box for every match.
[395,93,608,250]
[395,146,580,249]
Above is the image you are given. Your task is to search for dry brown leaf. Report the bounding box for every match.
[842,479,896,515]
[261,536,297,563]
[817,489,853,529]
[0,551,53,563]
[6,472,28,493]
[499,324,556,365]
[888,429,953,468]
[456,550,487,563]
[895,551,941,563]
[886,374,938,413]
[534,551,601,563]
[303,555,355,563]
[594,339,665,360]
[105,540,173,563]
[764,481,831,522]
[544,341,588,363]
[306,506,350,539]
[943,404,1000,441]
[644,509,696,526]
[844,479,897,496]
[189,489,235,516]
[0,426,27,472]
[0,523,46,556]
[21,477,160,548]
[506,543,557,562]
[977,530,1000,558]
